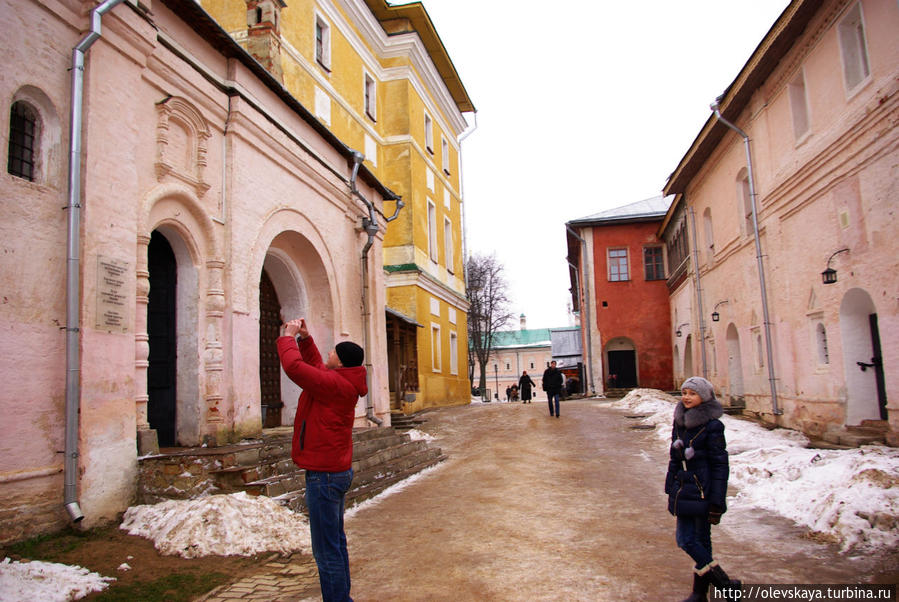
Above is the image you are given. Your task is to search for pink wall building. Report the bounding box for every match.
[1,0,395,542]
[662,0,898,445]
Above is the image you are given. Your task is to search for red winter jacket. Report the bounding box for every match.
[277,335,367,472]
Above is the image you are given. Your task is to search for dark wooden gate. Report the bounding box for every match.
[259,269,283,427]
[608,349,637,388]
[147,231,177,447]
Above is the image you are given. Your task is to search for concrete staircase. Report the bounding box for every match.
[821,420,889,447]
[137,426,446,513]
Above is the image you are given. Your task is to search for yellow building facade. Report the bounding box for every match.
[200,0,474,413]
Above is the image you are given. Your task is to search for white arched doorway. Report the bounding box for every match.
[147,226,201,446]
[257,232,333,426]
[726,324,744,406]
[683,334,694,378]
[840,288,886,424]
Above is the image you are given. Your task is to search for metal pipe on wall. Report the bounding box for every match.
[64,0,132,525]
[688,207,708,379]
[711,101,781,415]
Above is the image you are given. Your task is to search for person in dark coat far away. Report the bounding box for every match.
[542,360,563,417]
[665,376,742,602]
[518,370,536,403]
[278,317,367,602]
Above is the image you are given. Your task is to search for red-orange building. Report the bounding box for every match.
[566,196,674,392]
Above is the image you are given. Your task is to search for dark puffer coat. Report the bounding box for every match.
[664,399,729,517]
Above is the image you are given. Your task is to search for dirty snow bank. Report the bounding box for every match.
[120,491,311,558]
[0,557,114,601]
[607,388,899,553]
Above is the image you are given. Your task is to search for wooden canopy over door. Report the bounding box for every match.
[386,309,421,411]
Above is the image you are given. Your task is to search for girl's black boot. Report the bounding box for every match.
[706,564,741,601]
[680,571,709,602]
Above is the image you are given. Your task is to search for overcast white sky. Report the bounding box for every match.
[400,0,791,329]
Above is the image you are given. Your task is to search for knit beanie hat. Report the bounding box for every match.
[680,376,716,402]
[335,341,364,367]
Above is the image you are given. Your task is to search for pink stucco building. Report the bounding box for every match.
[662,0,898,445]
[1,0,396,542]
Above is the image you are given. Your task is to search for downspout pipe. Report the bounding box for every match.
[349,151,403,426]
[565,225,595,395]
[457,112,477,288]
[688,207,708,379]
[711,101,781,415]
[64,0,130,525]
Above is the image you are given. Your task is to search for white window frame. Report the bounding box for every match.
[441,136,450,174]
[444,216,454,274]
[788,69,810,141]
[449,331,458,375]
[428,199,438,263]
[314,14,331,71]
[424,112,434,154]
[363,71,377,121]
[837,2,870,95]
[608,248,629,282]
[431,323,442,372]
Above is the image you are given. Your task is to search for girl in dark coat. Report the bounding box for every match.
[518,371,536,403]
[665,377,741,602]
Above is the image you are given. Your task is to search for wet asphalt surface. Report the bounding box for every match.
[344,398,899,601]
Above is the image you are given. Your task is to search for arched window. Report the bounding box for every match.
[816,323,829,365]
[703,207,714,263]
[8,101,38,181]
[737,168,752,237]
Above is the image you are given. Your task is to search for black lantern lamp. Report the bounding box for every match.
[821,248,849,285]
[711,300,729,322]
[675,322,689,337]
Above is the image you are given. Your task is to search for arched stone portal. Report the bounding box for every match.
[256,231,334,427]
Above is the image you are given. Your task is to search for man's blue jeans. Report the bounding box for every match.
[547,391,561,416]
[676,514,713,569]
[305,469,354,601]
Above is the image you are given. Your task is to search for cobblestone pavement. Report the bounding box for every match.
[195,552,320,601]
[196,398,899,601]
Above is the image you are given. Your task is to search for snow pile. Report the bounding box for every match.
[120,491,311,558]
[607,389,899,553]
[0,557,114,601]
[406,428,434,441]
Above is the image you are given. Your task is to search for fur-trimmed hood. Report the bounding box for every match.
[674,398,725,429]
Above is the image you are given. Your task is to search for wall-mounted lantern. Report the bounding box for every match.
[711,300,729,322]
[821,248,849,285]
[675,322,690,337]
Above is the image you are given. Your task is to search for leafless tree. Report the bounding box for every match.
[466,253,514,398]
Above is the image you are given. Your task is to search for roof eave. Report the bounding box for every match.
[663,0,820,196]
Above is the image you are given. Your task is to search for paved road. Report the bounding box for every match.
[200,398,898,601]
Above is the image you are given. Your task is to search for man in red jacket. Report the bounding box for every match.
[278,318,367,602]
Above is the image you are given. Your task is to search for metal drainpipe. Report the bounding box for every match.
[63,0,130,525]
[711,102,781,415]
[565,225,595,395]
[348,151,404,426]
[457,113,477,288]
[688,206,708,379]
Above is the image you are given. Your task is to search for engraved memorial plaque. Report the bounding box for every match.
[96,256,130,332]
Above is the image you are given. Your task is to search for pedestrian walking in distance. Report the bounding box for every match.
[518,370,536,404]
[542,361,563,417]
[665,377,742,602]
[278,318,367,602]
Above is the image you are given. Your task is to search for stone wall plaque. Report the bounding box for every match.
[96,256,130,332]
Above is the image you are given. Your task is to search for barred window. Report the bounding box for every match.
[8,101,37,181]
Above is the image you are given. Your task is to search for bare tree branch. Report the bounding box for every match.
[466,253,515,397]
